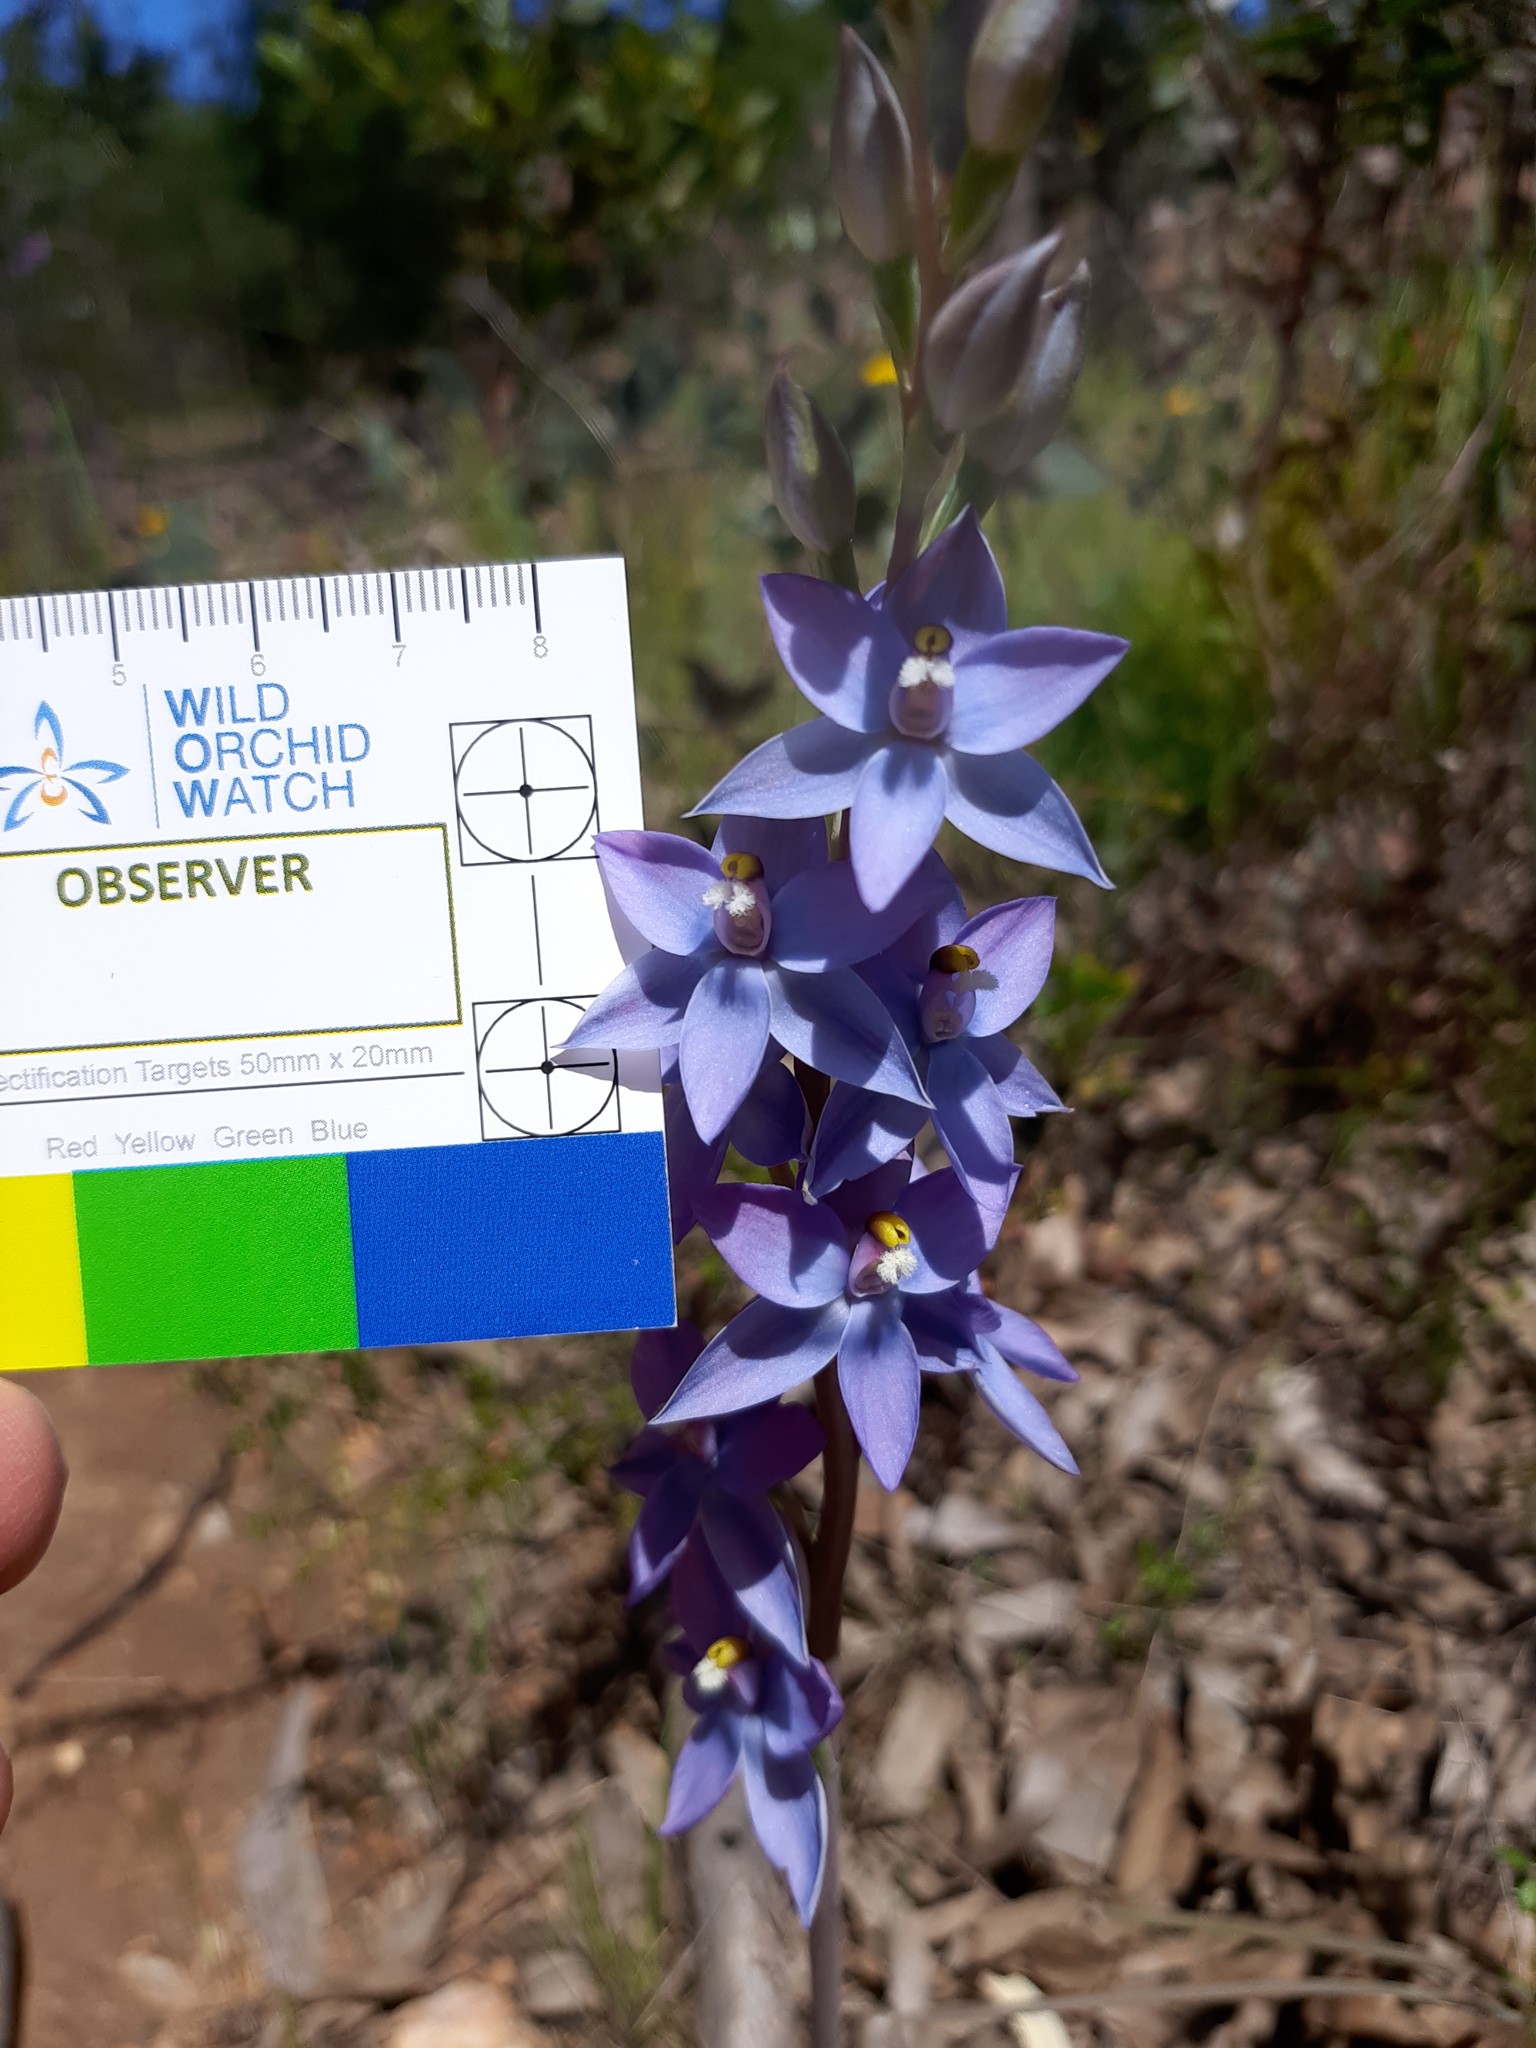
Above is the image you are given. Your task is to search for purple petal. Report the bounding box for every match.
[691,719,872,821]
[771,849,950,973]
[564,949,710,1051]
[902,1285,999,1369]
[760,1654,842,1758]
[669,1534,748,1647]
[944,750,1109,887]
[661,1713,744,1835]
[595,829,721,953]
[664,1086,727,1241]
[972,1348,1078,1473]
[871,869,967,980]
[927,1042,1016,1203]
[729,1057,809,1168]
[973,1034,1065,1116]
[838,1295,922,1490]
[768,966,929,1107]
[956,898,1056,1034]
[631,1324,705,1418]
[716,1402,825,1491]
[700,1497,807,1660]
[988,1303,1078,1382]
[883,507,1006,655]
[693,1184,850,1308]
[948,629,1128,754]
[609,1426,676,1494]
[760,574,906,733]
[657,1297,850,1424]
[628,1466,705,1600]
[899,1168,992,1292]
[680,957,773,1144]
[820,1156,916,1238]
[849,741,948,914]
[807,1083,926,1198]
[742,1723,828,1925]
[714,815,829,884]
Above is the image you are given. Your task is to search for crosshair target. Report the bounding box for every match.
[454,719,596,863]
[477,998,617,1138]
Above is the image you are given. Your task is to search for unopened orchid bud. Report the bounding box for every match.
[830,29,914,265]
[923,231,1059,434]
[966,0,1078,157]
[975,258,1090,474]
[764,369,857,555]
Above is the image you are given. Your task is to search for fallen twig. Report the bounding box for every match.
[941,1973,1529,2039]
[10,1450,237,1702]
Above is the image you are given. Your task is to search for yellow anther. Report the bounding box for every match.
[929,943,981,975]
[913,624,953,657]
[866,1211,912,1250]
[703,1636,752,1671]
[720,852,764,882]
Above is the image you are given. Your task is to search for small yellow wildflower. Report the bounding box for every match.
[861,352,899,389]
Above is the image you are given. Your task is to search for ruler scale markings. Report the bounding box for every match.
[319,579,329,633]
[460,567,471,622]
[530,564,542,635]
[516,564,525,606]
[178,587,189,642]
[107,593,119,662]
[248,584,260,653]
[36,597,47,652]
[389,574,400,643]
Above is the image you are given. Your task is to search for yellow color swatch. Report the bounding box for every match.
[0,1175,88,1370]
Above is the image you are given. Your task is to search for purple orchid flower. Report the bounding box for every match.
[655,1158,1009,1490]
[614,1324,823,1657]
[662,1047,809,1242]
[661,1542,842,1926]
[808,895,1064,1205]
[563,815,948,1143]
[688,509,1127,913]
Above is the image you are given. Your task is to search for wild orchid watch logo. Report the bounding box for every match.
[0,701,128,831]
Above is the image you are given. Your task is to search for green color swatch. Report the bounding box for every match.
[74,1155,358,1364]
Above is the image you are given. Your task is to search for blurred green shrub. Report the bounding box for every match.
[245,0,839,366]
[0,6,283,434]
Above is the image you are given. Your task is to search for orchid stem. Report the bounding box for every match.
[808,1740,845,2048]
[807,1367,859,1662]
[806,1368,856,2048]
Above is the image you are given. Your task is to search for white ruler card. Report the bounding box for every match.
[0,560,662,1177]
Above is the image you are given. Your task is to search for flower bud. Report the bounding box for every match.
[830,29,914,265]
[923,231,1059,434]
[966,0,1078,157]
[764,369,857,556]
[974,258,1089,474]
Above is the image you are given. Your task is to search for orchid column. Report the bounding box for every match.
[565,0,1121,2035]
